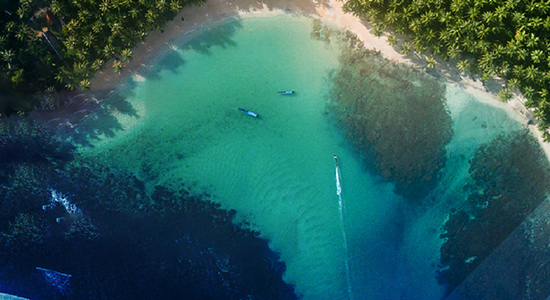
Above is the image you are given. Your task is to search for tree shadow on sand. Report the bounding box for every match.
[142,16,243,81]
[28,89,140,147]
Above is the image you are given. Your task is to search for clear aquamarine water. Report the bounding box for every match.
[82,14,526,300]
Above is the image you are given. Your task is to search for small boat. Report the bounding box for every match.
[277,90,295,95]
[334,154,342,196]
[238,108,258,118]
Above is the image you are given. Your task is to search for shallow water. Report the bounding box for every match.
[78,14,539,300]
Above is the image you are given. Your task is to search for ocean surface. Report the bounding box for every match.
[3,13,550,300]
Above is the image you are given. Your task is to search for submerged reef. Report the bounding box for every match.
[324,28,453,202]
[0,119,297,300]
[445,199,550,300]
[439,129,550,295]
[0,118,75,183]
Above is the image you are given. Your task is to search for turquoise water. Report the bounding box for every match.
[81,15,529,300]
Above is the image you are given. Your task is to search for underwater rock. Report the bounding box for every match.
[438,129,550,294]
[328,33,453,202]
[445,200,550,300]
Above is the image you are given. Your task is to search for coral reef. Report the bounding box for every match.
[439,129,550,294]
[325,28,453,202]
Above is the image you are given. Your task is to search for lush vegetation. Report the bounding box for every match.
[0,0,202,109]
[340,0,550,140]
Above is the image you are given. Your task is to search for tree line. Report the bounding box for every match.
[0,0,203,111]
[340,0,550,140]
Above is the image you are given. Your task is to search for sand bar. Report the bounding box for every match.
[89,0,550,158]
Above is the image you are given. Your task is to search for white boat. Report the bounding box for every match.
[277,90,295,95]
[238,108,258,118]
[334,154,342,195]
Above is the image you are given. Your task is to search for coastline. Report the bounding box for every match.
[88,0,550,159]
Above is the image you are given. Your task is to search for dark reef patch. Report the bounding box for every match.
[444,199,550,300]
[438,129,550,295]
[324,29,453,203]
[0,120,297,300]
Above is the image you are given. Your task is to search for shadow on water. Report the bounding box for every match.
[179,17,242,55]
[143,14,248,82]
[27,89,139,147]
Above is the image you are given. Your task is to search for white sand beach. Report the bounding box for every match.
[89,0,550,158]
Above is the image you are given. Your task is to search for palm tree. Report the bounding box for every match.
[387,35,397,46]
[100,0,109,13]
[156,0,167,11]
[112,59,123,74]
[526,33,540,49]
[515,48,528,61]
[477,52,494,71]
[412,37,427,54]
[50,0,62,16]
[146,9,156,24]
[121,49,132,62]
[522,86,536,100]
[426,56,437,68]
[372,24,384,37]
[401,42,412,56]
[111,22,122,36]
[409,19,422,34]
[447,46,461,59]
[92,59,104,71]
[457,59,470,73]
[15,24,32,41]
[498,88,513,102]
[55,72,65,83]
[64,35,76,49]
[79,79,90,89]
[130,8,139,19]
[1,50,15,64]
[531,50,544,64]
[83,33,95,47]
[539,88,549,100]
[506,77,520,89]
[512,64,525,78]
[385,10,398,24]
[103,44,115,58]
[525,65,539,82]
[493,4,507,21]
[496,61,510,77]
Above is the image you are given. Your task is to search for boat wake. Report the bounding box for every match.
[334,155,353,300]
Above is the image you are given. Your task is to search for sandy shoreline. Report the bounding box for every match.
[89,0,550,158]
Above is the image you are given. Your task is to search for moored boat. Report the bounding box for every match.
[238,108,258,118]
[277,90,295,95]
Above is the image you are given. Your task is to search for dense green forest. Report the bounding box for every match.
[340,0,550,140]
[0,0,202,111]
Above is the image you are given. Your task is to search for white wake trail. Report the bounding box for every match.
[334,155,353,300]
